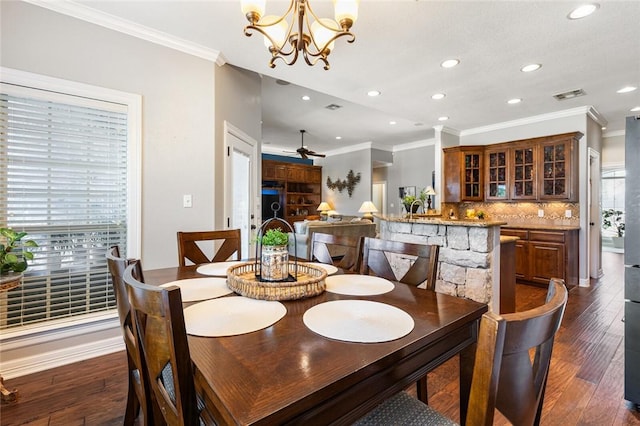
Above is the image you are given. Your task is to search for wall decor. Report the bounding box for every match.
[326,170,361,197]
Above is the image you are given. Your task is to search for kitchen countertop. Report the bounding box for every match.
[501,224,581,231]
[377,215,506,228]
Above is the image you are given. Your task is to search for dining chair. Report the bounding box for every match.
[310,232,364,272]
[360,237,440,402]
[354,278,569,426]
[123,264,215,426]
[106,246,152,426]
[177,229,241,266]
[360,237,440,289]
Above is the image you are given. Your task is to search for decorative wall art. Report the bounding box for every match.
[326,170,361,198]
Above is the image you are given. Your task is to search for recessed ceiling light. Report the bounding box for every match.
[631,106,640,112]
[508,98,522,104]
[432,93,446,100]
[440,59,460,68]
[335,136,342,140]
[521,64,541,73]
[367,90,381,97]
[568,4,599,20]
[389,121,397,125]
[301,95,310,101]
[438,116,449,121]
[617,86,637,94]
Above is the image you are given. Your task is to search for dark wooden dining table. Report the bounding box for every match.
[144,265,488,425]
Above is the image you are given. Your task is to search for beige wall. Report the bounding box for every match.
[0,1,263,269]
[603,133,625,168]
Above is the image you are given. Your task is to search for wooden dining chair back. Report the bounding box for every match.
[473,277,568,425]
[177,229,241,266]
[354,278,568,426]
[310,232,364,272]
[360,237,440,289]
[106,246,152,425]
[123,264,213,426]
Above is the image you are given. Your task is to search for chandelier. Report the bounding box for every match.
[240,0,359,70]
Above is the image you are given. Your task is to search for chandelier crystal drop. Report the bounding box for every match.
[240,0,359,70]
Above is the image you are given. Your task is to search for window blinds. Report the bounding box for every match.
[0,84,129,329]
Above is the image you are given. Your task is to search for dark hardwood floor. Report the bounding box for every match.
[2,251,639,425]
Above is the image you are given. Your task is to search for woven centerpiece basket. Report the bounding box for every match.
[227,262,327,301]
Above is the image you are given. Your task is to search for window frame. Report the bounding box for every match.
[0,66,142,337]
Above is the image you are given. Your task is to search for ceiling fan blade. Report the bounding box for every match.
[307,151,326,158]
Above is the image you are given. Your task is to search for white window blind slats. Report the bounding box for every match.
[1,85,128,330]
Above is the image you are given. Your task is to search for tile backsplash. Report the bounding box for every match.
[442,202,580,227]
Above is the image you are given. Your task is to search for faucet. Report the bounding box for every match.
[409,199,424,220]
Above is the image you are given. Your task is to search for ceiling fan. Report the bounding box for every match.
[295,130,325,159]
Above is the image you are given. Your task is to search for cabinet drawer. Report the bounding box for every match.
[529,231,565,243]
[501,229,529,240]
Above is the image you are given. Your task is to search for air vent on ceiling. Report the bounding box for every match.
[325,103,342,110]
[553,88,586,101]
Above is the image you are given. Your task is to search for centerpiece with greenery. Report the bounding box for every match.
[402,195,420,214]
[1,227,38,289]
[259,228,290,282]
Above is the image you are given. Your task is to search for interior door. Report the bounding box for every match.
[224,122,259,259]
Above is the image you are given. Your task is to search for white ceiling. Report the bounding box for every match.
[40,0,640,156]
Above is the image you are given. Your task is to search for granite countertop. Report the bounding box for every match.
[377,215,506,228]
[501,224,581,231]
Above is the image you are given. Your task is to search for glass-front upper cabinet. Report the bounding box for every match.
[443,146,484,202]
[511,144,537,200]
[485,147,509,200]
[539,135,578,200]
[463,151,483,200]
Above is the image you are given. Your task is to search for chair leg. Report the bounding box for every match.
[123,380,140,426]
[416,376,428,404]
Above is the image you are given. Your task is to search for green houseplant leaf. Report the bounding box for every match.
[0,227,38,275]
[261,228,289,246]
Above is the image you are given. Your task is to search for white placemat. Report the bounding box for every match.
[160,277,232,302]
[304,263,339,276]
[183,296,287,337]
[325,274,395,296]
[303,300,414,343]
[196,261,244,276]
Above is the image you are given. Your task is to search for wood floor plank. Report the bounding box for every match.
[542,376,597,426]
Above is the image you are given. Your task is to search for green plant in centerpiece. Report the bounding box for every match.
[261,228,289,246]
[602,208,625,237]
[1,227,38,275]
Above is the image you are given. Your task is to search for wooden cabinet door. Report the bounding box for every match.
[485,147,509,200]
[305,167,321,183]
[510,144,537,200]
[539,135,577,201]
[462,150,484,201]
[514,240,529,280]
[529,241,565,285]
[287,166,305,182]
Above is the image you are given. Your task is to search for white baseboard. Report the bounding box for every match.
[0,314,125,379]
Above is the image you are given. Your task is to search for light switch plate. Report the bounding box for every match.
[183,194,192,208]
[538,209,544,217]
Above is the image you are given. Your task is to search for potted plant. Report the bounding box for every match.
[602,208,625,248]
[259,228,290,281]
[402,195,420,214]
[1,227,38,290]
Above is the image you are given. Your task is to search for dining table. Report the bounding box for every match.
[144,263,488,425]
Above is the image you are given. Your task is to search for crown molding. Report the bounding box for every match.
[392,138,436,153]
[24,0,224,65]
[433,125,461,136]
[460,106,606,136]
[324,142,373,157]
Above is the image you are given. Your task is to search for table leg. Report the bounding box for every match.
[459,342,477,425]
[0,375,19,404]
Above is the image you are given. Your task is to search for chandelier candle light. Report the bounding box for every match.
[240,0,359,70]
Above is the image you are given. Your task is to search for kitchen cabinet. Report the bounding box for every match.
[474,132,582,202]
[262,160,322,225]
[500,227,579,287]
[443,146,484,202]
